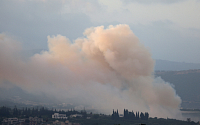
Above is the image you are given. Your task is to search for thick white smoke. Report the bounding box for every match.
[0,24,181,118]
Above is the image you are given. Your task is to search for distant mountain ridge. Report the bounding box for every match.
[155,59,200,71]
[155,69,200,109]
[156,69,200,75]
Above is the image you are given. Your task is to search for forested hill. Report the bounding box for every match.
[155,69,200,109]
[155,59,200,71]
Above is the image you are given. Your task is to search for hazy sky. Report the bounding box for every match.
[1,0,200,63]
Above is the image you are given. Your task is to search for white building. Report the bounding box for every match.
[70,114,83,118]
[2,118,25,125]
[8,118,18,124]
[52,113,68,119]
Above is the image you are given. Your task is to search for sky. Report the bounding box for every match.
[0,0,200,63]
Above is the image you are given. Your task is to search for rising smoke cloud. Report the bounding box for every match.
[0,24,181,118]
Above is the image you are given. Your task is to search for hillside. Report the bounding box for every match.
[155,59,200,71]
[155,69,200,109]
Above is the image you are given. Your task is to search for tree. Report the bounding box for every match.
[13,106,18,117]
[144,112,149,120]
[0,106,11,117]
[112,109,119,120]
[140,112,145,120]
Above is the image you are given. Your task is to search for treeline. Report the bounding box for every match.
[0,106,81,118]
[112,109,149,120]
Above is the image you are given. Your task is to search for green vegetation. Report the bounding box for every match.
[0,106,79,119]
[68,116,197,125]
[0,106,198,125]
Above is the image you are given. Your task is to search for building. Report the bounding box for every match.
[8,118,18,124]
[70,114,83,118]
[18,119,25,125]
[52,120,80,125]
[29,117,43,125]
[2,118,25,125]
[2,118,18,125]
[52,113,68,119]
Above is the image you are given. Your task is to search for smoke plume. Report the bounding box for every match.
[0,24,181,118]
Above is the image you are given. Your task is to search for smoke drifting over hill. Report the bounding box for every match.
[0,25,181,118]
